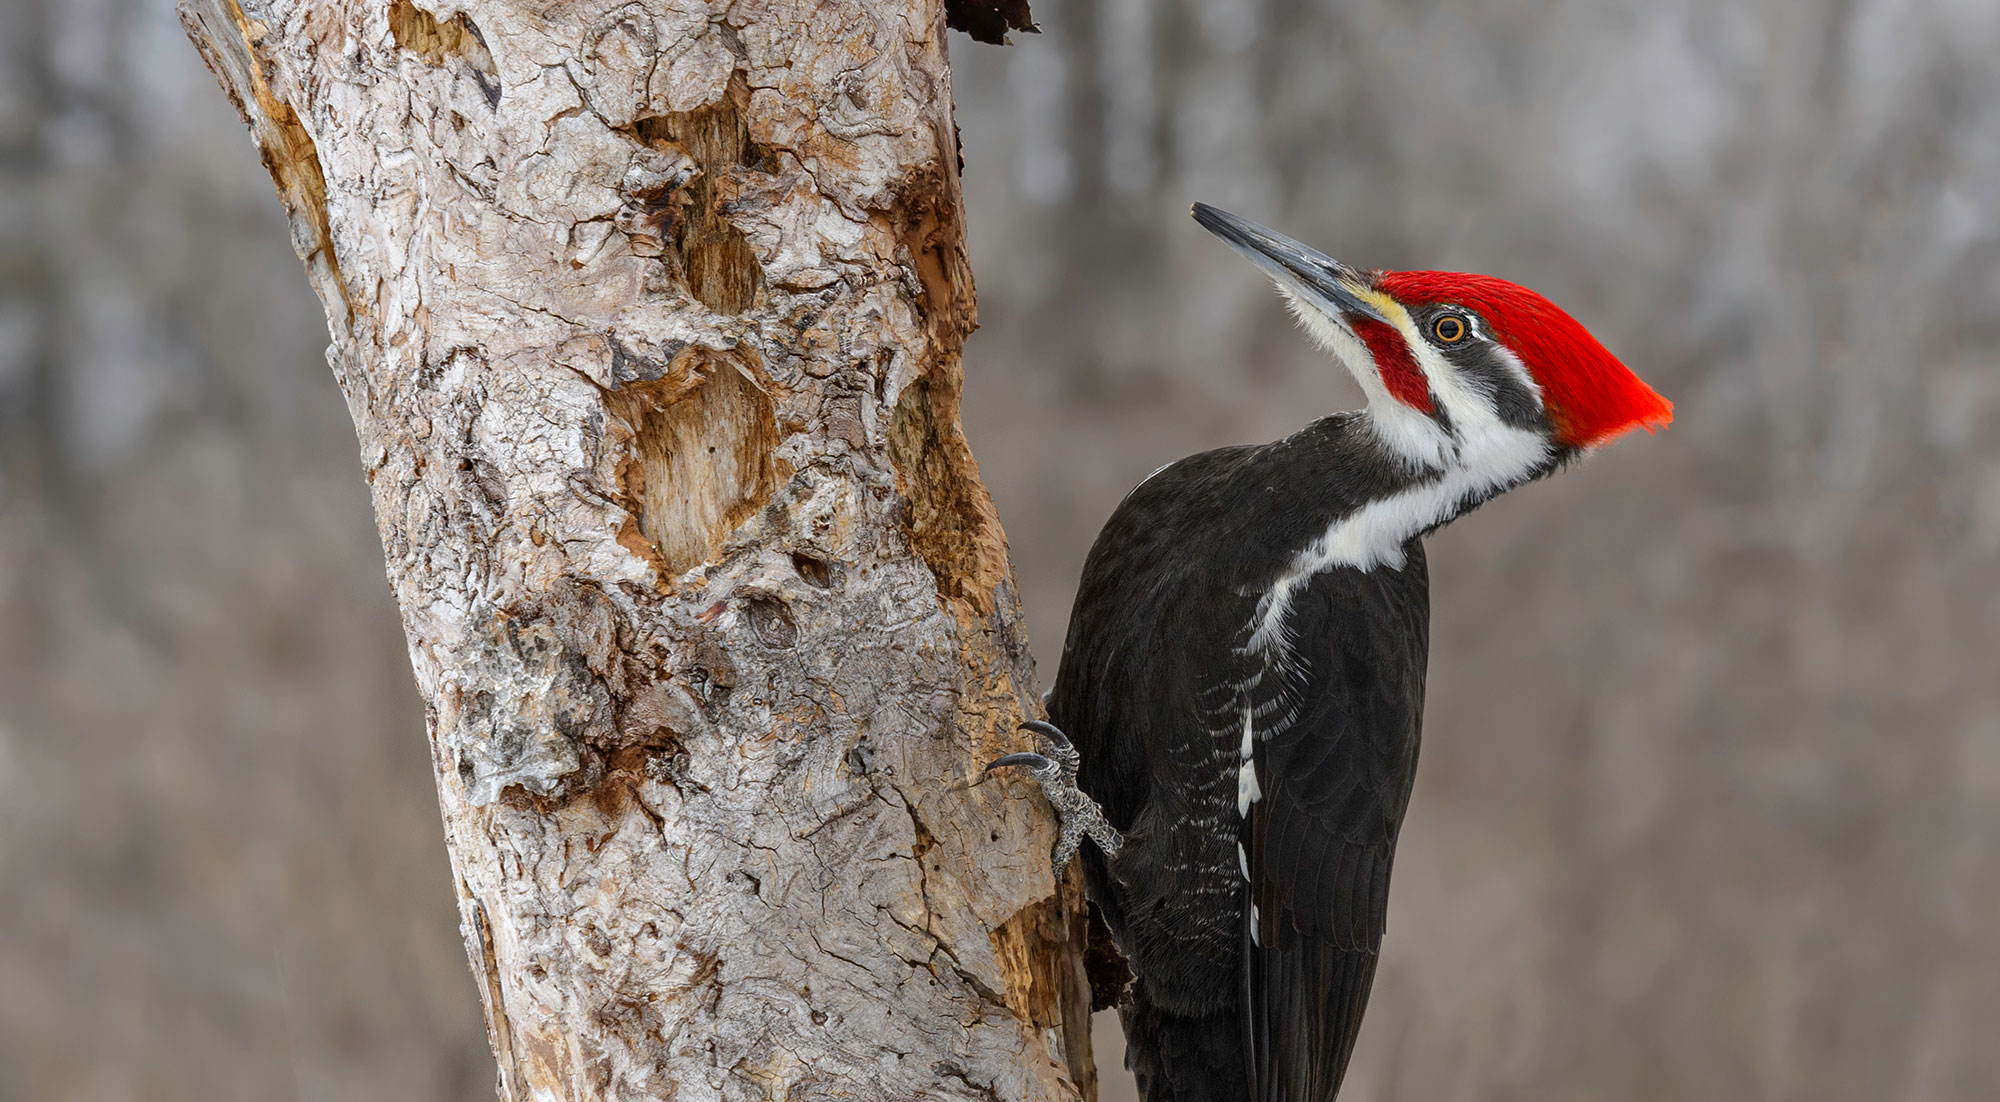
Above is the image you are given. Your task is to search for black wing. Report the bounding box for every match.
[1044,425,1431,1102]
[1053,445,1281,1016]
[1243,553,1429,1102]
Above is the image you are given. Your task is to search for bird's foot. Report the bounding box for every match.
[989,720,1124,871]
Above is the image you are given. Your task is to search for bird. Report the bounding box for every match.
[990,203,1673,1102]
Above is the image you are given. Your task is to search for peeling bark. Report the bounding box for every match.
[178,0,1090,1097]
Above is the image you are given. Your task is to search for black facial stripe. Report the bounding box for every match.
[1426,388,1455,435]
[1445,343,1549,432]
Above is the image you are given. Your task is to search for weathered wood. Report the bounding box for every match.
[178,0,1091,1097]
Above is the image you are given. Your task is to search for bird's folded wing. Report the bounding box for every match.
[1241,570,1426,1101]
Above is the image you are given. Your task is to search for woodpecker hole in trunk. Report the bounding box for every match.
[631,76,773,314]
[388,0,499,103]
[608,354,780,578]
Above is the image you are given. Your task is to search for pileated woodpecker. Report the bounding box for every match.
[992,204,1672,1101]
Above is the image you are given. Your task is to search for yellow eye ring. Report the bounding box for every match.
[1433,315,1468,343]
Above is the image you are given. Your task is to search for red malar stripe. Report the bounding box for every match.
[1351,317,1434,415]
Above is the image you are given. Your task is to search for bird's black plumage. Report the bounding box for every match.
[1008,202,1666,1099]
[1046,412,1432,1102]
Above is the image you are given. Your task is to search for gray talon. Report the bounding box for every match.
[991,719,1124,870]
[1018,719,1074,754]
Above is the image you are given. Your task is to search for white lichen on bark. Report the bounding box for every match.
[179,0,1094,1097]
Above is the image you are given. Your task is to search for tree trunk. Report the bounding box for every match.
[177,1,1093,1098]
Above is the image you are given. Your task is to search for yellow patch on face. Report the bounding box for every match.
[1353,285,1416,337]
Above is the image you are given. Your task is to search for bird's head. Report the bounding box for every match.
[1193,203,1671,475]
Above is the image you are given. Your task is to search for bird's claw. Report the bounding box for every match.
[988,720,1124,871]
[1018,719,1076,757]
[987,751,1055,775]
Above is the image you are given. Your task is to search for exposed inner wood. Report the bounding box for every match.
[609,356,780,577]
[889,369,1013,618]
[388,0,497,80]
[635,79,768,315]
[185,0,351,330]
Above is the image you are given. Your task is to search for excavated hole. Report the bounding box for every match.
[629,76,775,313]
[607,356,779,577]
[790,551,833,588]
[389,0,501,104]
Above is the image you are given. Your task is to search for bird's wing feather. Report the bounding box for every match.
[1242,557,1428,1101]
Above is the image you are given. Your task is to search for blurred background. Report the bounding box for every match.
[4,0,2000,1099]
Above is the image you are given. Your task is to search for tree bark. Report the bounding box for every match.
[177,1,1093,1098]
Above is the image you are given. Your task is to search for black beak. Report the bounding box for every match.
[1191,203,1388,325]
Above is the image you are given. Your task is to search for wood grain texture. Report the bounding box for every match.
[177,0,1089,1096]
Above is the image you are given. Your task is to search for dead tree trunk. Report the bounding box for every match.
[179,1,1092,1097]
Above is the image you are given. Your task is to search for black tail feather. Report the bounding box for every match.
[1121,980,1246,1102]
[1253,939,1379,1102]
[1121,939,1379,1102]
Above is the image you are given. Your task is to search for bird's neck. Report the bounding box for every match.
[1364,405,1557,560]
[1240,411,1556,656]
[1297,408,1559,572]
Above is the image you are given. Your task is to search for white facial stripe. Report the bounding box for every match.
[1400,305,1545,441]
[1409,328,1504,440]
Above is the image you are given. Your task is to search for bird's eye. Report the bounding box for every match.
[1433,315,1468,344]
